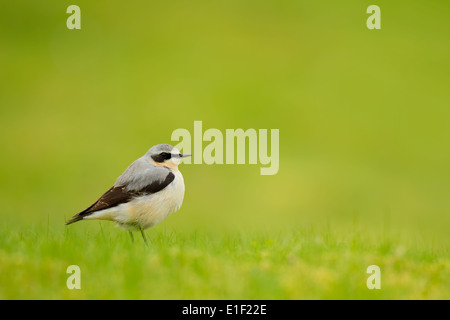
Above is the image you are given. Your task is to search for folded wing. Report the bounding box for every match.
[65,163,175,225]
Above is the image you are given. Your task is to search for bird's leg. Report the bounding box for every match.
[138,221,148,247]
[128,231,134,243]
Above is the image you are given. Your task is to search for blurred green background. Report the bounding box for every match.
[0,0,449,259]
[0,1,450,240]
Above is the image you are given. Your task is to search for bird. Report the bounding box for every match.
[65,144,191,245]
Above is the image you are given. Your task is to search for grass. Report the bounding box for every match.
[0,220,448,300]
[0,0,449,300]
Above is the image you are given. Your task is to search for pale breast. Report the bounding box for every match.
[84,170,185,230]
[129,170,185,229]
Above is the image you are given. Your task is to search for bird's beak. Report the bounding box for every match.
[179,153,191,158]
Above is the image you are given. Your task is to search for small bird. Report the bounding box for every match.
[65,144,191,245]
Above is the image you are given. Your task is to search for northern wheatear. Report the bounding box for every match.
[65,144,191,245]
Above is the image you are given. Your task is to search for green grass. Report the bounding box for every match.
[0,1,450,300]
[0,220,448,299]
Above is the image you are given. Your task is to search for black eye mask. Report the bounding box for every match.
[151,152,172,163]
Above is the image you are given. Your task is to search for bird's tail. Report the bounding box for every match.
[65,215,84,225]
[65,201,98,225]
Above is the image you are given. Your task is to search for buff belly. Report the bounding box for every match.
[84,172,185,231]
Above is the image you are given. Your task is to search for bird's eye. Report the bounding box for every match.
[160,152,171,160]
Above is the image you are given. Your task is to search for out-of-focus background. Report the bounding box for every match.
[0,1,449,299]
[1,0,449,237]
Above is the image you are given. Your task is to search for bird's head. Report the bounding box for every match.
[146,144,191,169]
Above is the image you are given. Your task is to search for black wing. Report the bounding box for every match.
[65,171,175,225]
